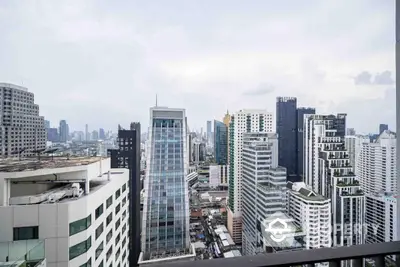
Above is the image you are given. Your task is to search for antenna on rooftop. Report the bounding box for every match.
[155,94,158,107]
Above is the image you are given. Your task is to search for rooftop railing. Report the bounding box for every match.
[148,241,400,267]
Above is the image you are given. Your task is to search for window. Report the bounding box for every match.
[106,246,113,262]
[115,189,121,200]
[79,258,91,267]
[69,215,92,236]
[122,237,126,248]
[122,224,126,234]
[122,210,126,221]
[95,204,104,219]
[13,226,39,241]
[115,233,120,246]
[115,204,120,215]
[95,242,104,260]
[106,229,113,244]
[95,223,104,240]
[106,196,113,209]
[69,236,92,260]
[106,213,113,226]
[98,261,104,267]
[122,196,126,207]
[115,248,121,260]
[122,184,126,193]
[115,218,121,230]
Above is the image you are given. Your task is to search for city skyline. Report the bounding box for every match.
[0,0,394,133]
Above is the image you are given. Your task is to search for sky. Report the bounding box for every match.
[0,0,395,134]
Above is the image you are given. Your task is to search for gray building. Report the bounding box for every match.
[276,97,297,181]
[379,123,388,135]
[0,83,46,158]
[141,107,191,260]
[59,120,68,143]
[241,132,287,255]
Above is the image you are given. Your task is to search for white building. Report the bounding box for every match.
[287,182,331,250]
[358,130,397,244]
[304,114,365,248]
[344,135,370,176]
[227,109,273,243]
[0,157,130,267]
[209,165,228,188]
[241,133,289,255]
[0,83,46,158]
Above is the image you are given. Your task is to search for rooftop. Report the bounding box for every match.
[0,156,102,172]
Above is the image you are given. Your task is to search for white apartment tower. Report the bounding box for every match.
[344,135,370,176]
[0,157,130,267]
[358,130,397,244]
[287,182,331,250]
[0,83,46,158]
[227,109,273,243]
[241,133,287,255]
[304,114,365,248]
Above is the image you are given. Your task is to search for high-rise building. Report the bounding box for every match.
[99,128,106,140]
[209,164,228,188]
[44,120,50,129]
[0,157,129,267]
[276,97,297,180]
[0,83,46,157]
[304,114,365,247]
[379,124,389,135]
[59,120,68,143]
[92,130,99,141]
[140,107,195,264]
[346,128,356,135]
[287,182,331,250]
[223,111,231,165]
[214,120,228,165]
[207,120,212,143]
[358,130,397,245]
[85,124,89,142]
[47,128,59,142]
[108,122,141,265]
[227,109,273,243]
[296,107,315,181]
[241,133,288,255]
[344,135,370,176]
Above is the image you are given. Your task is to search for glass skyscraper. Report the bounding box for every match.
[142,107,190,256]
[214,120,228,165]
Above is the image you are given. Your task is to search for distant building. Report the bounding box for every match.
[207,120,212,144]
[44,120,50,129]
[209,164,228,187]
[344,135,370,176]
[59,120,68,143]
[99,128,106,140]
[0,83,46,157]
[47,128,59,142]
[346,128,356,135]
[92,130,99,141]
[214,120,228,165]
[379,124,389,135]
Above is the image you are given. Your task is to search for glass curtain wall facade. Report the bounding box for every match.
[142,108,190,254]
[214,120,228,165]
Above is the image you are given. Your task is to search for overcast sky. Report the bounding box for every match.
[0,0,395,134]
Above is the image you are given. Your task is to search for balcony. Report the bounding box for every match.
[150,241,400,267]
[0,240,45,267]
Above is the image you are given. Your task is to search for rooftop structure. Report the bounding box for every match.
[0,157,130,267]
